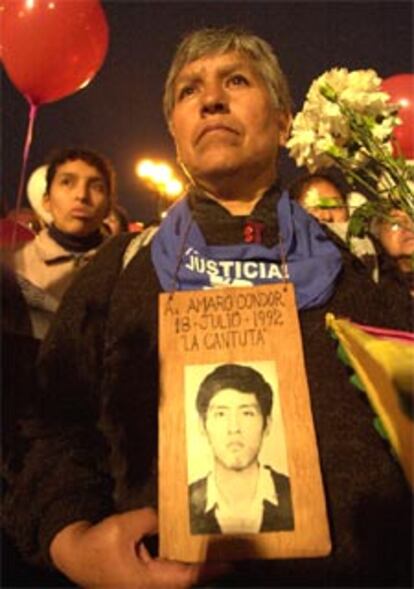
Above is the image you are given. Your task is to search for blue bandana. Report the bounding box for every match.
[151,190,343,309]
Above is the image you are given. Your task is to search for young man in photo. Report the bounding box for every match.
[189,363,294,535]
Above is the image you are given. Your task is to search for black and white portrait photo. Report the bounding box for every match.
[185,361,294,535]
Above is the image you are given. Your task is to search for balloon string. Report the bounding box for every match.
[12,102,38,247]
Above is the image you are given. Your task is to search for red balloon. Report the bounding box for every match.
[1,0,109,105]
[381,73,414,159]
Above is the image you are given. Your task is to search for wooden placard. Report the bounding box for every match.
[159,283,331,562]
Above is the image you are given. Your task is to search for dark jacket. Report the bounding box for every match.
[3,189,413,587]
[189,467,294,535]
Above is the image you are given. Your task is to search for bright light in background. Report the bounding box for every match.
[136,159,156,179]
[135,158,185,202]
[165,178,183,198]
[153,163,172,184]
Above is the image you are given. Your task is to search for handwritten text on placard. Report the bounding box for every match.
[164,288,287,352]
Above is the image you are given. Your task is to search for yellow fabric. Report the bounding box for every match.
[326,314,414,489]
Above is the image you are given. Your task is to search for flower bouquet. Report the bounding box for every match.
[287,68,414,238]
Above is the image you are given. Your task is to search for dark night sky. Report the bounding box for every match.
[2,0,413,222]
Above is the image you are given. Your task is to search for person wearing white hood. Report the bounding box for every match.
[5,147,114,339]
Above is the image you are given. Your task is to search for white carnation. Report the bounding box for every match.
[287,67,399,173]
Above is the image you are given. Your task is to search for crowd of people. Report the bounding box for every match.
[1,25,413,589]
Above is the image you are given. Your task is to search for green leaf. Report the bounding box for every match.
[350,372,365,391]
[373,417,389,440]
[320,83,337,102]
[337,343,351,366]
[347,200,394,239]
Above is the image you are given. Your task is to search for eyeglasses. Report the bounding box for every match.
[385,219,414,233]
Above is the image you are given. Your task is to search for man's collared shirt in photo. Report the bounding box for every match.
[205,464,279,534]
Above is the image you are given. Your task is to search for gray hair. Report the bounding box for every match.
[163,26,292,122]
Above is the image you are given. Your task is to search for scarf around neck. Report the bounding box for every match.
[151,190,343,310]
[48,224,104,253]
